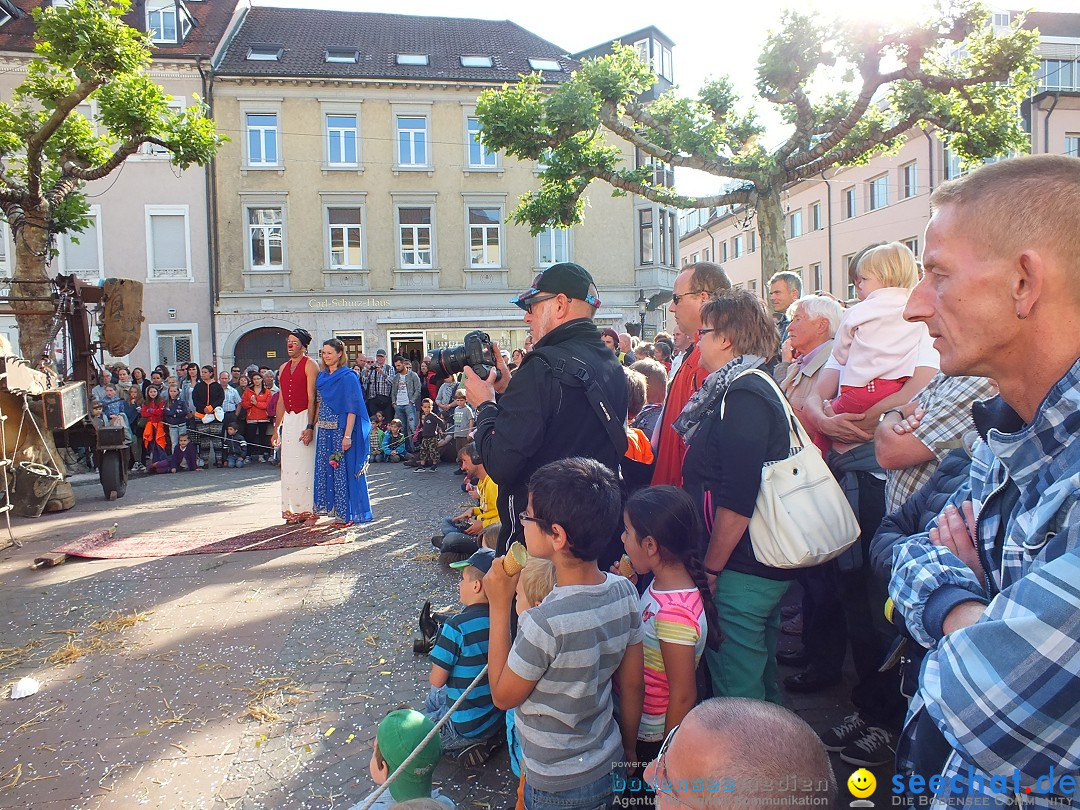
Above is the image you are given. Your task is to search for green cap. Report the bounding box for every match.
[376,709,442,801]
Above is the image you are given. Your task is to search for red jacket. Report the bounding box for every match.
[241,387,273,421]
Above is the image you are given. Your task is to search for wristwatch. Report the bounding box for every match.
[878,408,905,424]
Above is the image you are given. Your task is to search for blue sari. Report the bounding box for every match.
[313,367,373,524]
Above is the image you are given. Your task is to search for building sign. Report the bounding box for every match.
[308,298,391,309]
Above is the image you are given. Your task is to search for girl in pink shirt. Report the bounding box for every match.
[620,486,720,769]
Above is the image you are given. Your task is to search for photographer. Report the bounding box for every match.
[464,262,628,554]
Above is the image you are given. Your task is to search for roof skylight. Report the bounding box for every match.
[396,53,429,66]
[461,55,493,68]
[528,58,561,71]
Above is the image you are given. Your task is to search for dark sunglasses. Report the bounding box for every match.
[520,294,559,314]
[671,290,705,305]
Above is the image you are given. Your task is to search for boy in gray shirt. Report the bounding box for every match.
[484,457,644,808]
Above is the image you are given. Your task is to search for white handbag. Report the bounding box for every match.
[720,369,860,569]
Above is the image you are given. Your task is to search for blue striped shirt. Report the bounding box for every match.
[429,603,500,739]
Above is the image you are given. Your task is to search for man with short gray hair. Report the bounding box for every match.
[643,697,836,808]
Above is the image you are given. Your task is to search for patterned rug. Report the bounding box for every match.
[52,523,351,559]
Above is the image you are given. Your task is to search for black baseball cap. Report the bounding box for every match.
[511,262,601,311]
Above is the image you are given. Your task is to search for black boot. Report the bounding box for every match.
[413,601,439,655]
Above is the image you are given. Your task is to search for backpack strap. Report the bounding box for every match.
[523,347,628,457]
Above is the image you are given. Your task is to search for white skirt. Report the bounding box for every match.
[280,410,315,517]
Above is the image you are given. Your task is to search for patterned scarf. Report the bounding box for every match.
[672,354,765,444]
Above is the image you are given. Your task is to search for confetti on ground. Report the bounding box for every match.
[324,727,336,737]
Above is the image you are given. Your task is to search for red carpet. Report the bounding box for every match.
[52,523,351,559]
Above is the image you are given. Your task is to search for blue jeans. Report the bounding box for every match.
[394,404,416,448]
[524,770,619,810]
[440,517,478,554]
[423,685,470,751]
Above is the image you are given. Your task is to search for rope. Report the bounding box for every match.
[357,663,490,810]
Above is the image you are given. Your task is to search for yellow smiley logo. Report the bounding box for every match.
[847,768,876,798]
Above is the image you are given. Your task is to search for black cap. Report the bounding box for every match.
[511,262,601,311]
[289,328,312,348]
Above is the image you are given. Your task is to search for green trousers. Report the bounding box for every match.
[705,569,791,704]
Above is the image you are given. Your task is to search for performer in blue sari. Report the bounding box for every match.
[313,338,373,527]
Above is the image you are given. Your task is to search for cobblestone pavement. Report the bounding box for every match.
[0,462,867,809]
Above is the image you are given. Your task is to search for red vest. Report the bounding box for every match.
[280,355,311,414]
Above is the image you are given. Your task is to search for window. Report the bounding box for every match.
[702,248,710,262]
[326,114,358,167]
[0,220,9,278]
[461,56,493,68]
[1067,134,1080,157]
[246,46,282,61]
[748,230,757,253]
[1037,59,1077,92]
[0,8,11,27]
[720,241,728,261]
[538,227,569,267]
[143,99,184,156]
[638,209,654,265]
[658,45,673,82]
[146,0,176,43]
[528,58,561,71]
[811,262,823,292]
[733,235,744,258]
[146,206,191,280]
[902,237,920,258]
[901,161,918,199]
[690,252,698,264]
[58,207,103,282]
[325,49,358,63]
[943,148,963,180]
[398,207,432,268]
[868,173,889,210]
[842,253,855,300]
[788,210,803,238]
[843,186,856,219]
[248,207,283,270]
[396,54,429,65]
[633,39,650,65]
[467,118,496,168]
[397,116,427,167]
[156,329,194,369]
[468,207,502,268]
[328,207,363,269]
[245,113,278,166]
[810,201,822,231]
[992,12,1010,26]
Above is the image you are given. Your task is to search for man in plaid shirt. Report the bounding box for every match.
[888,154,1080,807]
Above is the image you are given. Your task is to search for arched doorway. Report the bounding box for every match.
[235,327,290,372]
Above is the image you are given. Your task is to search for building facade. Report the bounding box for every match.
[211,9,675,371]
[0,0,242,372]
[678,11,1080,305]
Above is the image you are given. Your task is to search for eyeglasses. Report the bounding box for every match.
[671,290,705,305]
[520,294,559,314]
[649,724,698,807]
[518,510,550,529]
[696,328,715,338]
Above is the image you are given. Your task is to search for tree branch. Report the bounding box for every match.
[598,101,756,181]
[0,186,27,204]
[584,164,755,209]
[25,78,103,198]
[774,87,818,163]
[782,72,881,173]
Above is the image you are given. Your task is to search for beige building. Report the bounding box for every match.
[210,9,675,370]
[679,10,1080,306]
[0,0,242,372]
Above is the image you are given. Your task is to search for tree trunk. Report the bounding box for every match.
[754,187,789,293]
[8,202,75,512]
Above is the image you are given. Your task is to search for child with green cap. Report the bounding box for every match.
[355,708,455,809]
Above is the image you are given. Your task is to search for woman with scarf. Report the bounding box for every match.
[675,289,795,702]
[313,338,373,528]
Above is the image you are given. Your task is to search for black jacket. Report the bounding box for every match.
[474,318,628,553]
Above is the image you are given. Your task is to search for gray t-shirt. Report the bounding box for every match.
[508,572,644,793]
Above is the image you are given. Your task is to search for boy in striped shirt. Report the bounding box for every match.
[424,547,504,766]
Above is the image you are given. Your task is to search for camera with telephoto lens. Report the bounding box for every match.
[429,330,503,382]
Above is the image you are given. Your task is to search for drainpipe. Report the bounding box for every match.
[823,173,834,294]
[1043,92,1061,155]
[196,55,219,369]
[923,130,935,194]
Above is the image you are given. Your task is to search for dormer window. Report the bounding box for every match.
[326,48,359,63]
[247,46,284,61]
[146,0,193,45]
[460,55,493,68]
[396,54,429,66]
[528,58,561,71]
[0,8,10,26]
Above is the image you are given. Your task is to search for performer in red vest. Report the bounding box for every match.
[272,328,318,524]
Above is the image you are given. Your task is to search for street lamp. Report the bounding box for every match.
[636,289,648,337]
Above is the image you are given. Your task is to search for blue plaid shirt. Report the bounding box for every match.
[890,358,1080,808]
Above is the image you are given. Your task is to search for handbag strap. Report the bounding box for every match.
[719,368,812,456]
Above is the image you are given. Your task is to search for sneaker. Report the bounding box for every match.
[431,535,444,549]
[413,466,427,473]
[839,726,895,768]
[781,604,801,619]
[132,462,145,472]
[453,736,504,768]
[820,712,869,752]
[781,614,803,636]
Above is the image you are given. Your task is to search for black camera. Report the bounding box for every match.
[429,330,502,382]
